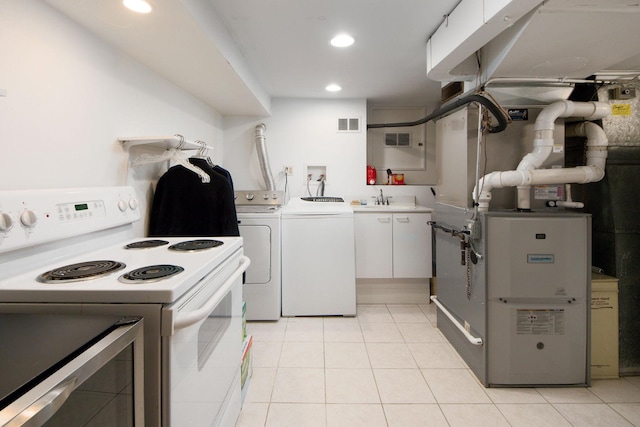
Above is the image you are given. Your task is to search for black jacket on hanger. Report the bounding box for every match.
[148,158,239,237]
[213,165,235,192]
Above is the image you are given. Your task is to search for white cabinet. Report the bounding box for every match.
[392,213,432,278]
[355,212,432,279]
[355,214,393,278]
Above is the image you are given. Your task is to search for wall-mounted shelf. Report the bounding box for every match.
[118,135,213,152]
[119,135,215,183]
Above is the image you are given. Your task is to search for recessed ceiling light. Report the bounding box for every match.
[123,0,152,14]
[325,84,342,92]
[330,34,354,47]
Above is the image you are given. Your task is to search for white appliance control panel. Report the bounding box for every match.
[235,190,284,206]
[0,187,140,253]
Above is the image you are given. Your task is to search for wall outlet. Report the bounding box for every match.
[284,166,293,175]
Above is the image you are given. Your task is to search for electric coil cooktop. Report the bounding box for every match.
[1,237,242,304]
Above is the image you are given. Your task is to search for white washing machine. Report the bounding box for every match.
[281,197,356,316]
[235,191,283,321]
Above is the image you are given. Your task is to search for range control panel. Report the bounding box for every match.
[0,187,140,254]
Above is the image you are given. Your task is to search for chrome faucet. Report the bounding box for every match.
[376,189,392,205]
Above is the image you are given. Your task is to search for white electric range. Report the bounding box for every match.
[0,187,249,427]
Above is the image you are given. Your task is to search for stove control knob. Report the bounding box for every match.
[262,193,270,200]
[128,198,139,210]
[245,193,254,201]
[272,193,279,200]
[118,200,128,212]
[0,212,13,232]
[20,210,37,229]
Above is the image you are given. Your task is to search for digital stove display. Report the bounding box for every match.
[37,260,126,283]
[168,239,224,252]
[118,265,184,284]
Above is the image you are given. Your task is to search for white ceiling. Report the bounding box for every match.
[210,0,460,107]
[39,0,640,115]
[44,0,460,114]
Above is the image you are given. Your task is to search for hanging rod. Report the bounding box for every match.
[118,135,213,152]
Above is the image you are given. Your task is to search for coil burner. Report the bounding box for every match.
[118,265,185,284]
[125,239,170,249]
[168,239,224,252]
[37,260,126,283]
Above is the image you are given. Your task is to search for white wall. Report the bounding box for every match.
[224,98,366,199]
[223,98,437,207]
[0,1,437,233]
[0,0,223,236]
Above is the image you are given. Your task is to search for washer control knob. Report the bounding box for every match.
[128,198,139,210]
[245,193,254,201]
[20,210,37,228]
[118,200,128,212]
[0,212,13,232]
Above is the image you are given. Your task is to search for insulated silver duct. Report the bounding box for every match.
[254,123,276,191]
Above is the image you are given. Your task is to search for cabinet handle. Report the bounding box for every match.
[396,217,410,223]
[377,217,391,223]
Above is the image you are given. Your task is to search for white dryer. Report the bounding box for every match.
[235,191,283,320]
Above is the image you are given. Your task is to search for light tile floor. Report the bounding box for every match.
[236,304,640,427]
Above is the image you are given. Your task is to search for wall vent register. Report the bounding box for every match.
[385,132,411,147]
[337,117,360,132]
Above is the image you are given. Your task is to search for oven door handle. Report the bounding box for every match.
[173,256,250,333]
[8,377,78,427]
[3,319,144,427]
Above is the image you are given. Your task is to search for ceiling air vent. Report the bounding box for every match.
[337,117,360,132]
[385,132,411,147]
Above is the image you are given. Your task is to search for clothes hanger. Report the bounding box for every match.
[130,135,210,183]
[131,149,210,183]
[192,140,216,168]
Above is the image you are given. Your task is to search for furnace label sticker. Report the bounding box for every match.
[534,185,563,200]
[611,104,632,116]
[516,309,565,335]
[527,254,555,264]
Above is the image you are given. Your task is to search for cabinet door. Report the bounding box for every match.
[392,213,432,278]
[354,213,393,278]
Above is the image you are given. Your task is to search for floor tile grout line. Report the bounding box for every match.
[243,305,640,427]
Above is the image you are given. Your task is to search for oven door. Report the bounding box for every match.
[161,253,249,427]
[0,316,144,427]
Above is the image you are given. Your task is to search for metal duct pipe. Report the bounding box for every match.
[254,123,276,191]
[473,100,610,212]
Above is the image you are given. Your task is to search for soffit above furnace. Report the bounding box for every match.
[427,0,640,85]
